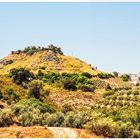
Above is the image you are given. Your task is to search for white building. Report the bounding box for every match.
[129,74,140,85]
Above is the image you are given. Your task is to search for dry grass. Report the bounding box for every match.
[76,129,104,138]
[0,126,103,138]
[0,75,26,98]
[0,126,53,138]
[104,77,134,89]
[48,88,101,110]
[0,51,99,75]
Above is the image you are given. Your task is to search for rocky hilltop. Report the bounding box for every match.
[0,44,98,75]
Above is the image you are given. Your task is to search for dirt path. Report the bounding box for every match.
[0,126,102,138]
[47,127,78,138]
[47,127,102,138]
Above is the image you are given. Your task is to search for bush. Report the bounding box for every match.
[44,72,61,83]
[80,84,95,92]
[63,80,77,91]
[112,72,118,77]
[6,60,13,65]
[81,72,92,78]
[28,80,43,99]
[132,130,140,138]
[105,84,112,90]
[0,109,14,127]
[12,98,55,115]
[97,72,113,79]
[3,87,19,104]
[64,112,89,129]
[117,122,134,138]
[132,90,139,95]
[9,68,35,86]
[45,112,65,127]
[121,74,130,81]
[103,90,115,98]
[0,90,3,99]
[12,98,55,126]
[88,117,118,138]
[62,103,73,114]
[26,50,36,55]
[17,108,43,126]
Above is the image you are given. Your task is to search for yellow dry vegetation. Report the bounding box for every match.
[0,126,53,138]
[104,77,134,88]
[0,51,100,75]
[48,88,101,110]
[0,75,26,98]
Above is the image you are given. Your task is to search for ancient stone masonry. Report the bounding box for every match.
[47,45,63,55]
[11,44,64,55]
[43,53,60,63]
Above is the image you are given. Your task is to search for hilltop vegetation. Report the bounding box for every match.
[0,44,138,138]
[0,45,98,75]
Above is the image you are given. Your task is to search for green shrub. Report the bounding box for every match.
[81,72,92,78]
[28,80,43,99]
[5,60,13,65]
[117,122,134,138]
[9,68,35,86]
[80,84,95,92]
[105,84,112,90]
[0,90,3,99]
[62,103,73,114]
[45,112,65,127]
[97,72,113,79]
[0,109,14,127]
[12,98,55,115]
[132,130,140,138]
[88,117,118,138]
[26,50,37,55]
[18,108,43,126]
[103,90,115,98]
[64,112,89,129]
[12,98,55,126]
[121,74,130,81]
[1,87,19,104]
[63,80,77,91]
[132,90,139,95]
[112,72,118,77]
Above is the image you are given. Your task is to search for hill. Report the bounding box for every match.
[0,45,99,75]
[0,44,138,138]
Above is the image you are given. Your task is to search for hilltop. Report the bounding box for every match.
[0,45,99,75]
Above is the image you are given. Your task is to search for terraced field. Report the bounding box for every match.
[104,78,134,89]
[92,78,107,89]
[96,89,140,109]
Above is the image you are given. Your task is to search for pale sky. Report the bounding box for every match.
[0,3,140,73]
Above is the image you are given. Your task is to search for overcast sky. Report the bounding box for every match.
[0,3,140,73]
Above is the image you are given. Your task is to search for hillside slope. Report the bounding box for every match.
[0,45,99,75]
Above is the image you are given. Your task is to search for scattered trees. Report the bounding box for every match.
[9,68,35,86]
[97,72,114,79]
[28,80,43,99]
[121,74,130,81]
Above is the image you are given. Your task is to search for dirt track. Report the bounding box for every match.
[47,127,78,138]
[0,126,102,138]
[47,127,102,138]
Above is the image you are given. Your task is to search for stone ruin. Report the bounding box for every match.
[11,44,64,55]
[46,44,63,55]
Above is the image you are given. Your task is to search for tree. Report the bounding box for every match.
[63,80,77,91]
[9,68,35,86]
[121,74,130,81]
[28,80,43,99]
[81,72,92,78]
[113,72,118,77]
